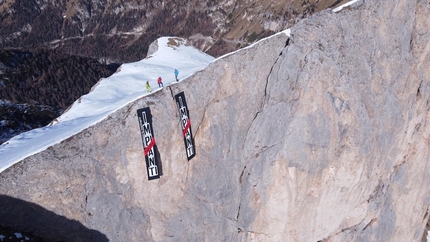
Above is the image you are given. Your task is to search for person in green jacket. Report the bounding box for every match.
[146,81,152,93]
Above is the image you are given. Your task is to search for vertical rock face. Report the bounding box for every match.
[1,0,430,241]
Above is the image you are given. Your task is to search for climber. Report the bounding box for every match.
[157,76,163,87]
[146,81,152,93]
[174,69,179,82]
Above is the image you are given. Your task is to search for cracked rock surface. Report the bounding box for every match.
[1,0,430,241]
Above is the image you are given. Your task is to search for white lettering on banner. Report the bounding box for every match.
[178,97,194,158]
[139,110,158,177]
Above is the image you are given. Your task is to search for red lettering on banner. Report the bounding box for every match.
[144,138,156,156]
[182,119,191,137]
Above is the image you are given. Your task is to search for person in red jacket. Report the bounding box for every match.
[157,77,163,87]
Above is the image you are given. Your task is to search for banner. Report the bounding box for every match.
[137,107,160,180]
[175,92,196,160]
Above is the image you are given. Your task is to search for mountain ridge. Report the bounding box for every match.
[1,0,430,241]
[0,0,349,62]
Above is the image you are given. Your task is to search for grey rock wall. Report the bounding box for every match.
[1,0,430,241]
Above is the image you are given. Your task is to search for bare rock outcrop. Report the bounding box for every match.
[1,0,430,241]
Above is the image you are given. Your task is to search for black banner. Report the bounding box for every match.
[175,92,196,160]
[137,107,160,180]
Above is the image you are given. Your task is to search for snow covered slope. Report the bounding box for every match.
[0,37,214,173]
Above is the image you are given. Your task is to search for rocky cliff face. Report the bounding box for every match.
[1,0,430,241]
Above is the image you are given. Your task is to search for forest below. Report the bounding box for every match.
[0,49,119,144]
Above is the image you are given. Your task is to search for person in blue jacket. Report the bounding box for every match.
[174,69,179,82]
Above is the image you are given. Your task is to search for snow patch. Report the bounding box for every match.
[333,0,360,12]
[282,29,291,37]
